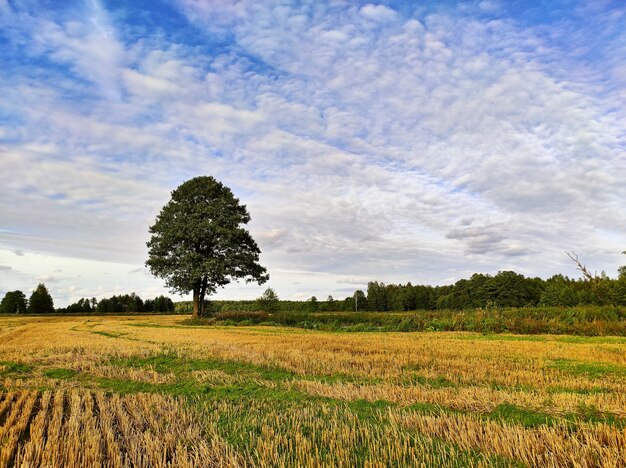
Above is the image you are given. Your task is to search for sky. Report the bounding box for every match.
[0,0,625,306]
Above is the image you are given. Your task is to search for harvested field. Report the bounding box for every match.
[0,315,624,467]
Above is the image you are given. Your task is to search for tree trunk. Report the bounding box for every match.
[198,276,208,318]
[192,288,200,319]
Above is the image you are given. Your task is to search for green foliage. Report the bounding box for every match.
[256,287,279,312]
[93,294,172,313]
[189,306,626,336]
[27,283,54,314]
[57,297,95,314]
[146,176,268,317]
[367,281,388,311]
[0,290,27,314]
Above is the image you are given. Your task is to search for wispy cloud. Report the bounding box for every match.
[0,0,624,304]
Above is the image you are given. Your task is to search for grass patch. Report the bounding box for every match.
[489,403,557,427]
[550,359,626,379]
[127,322,172,328]
[94,361,626,430]
[457,333,547,342]
[110,352,296,381]
[0,361,34,378]
[200,395,521,468]
[44,368,78,379]
[110,352,382,385]
[554,335,626,344]
[97,377,200,395]
[547,385,613,395]
[92,330,126,338]
[0,361,34,375]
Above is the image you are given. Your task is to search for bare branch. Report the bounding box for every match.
[565,251,611,304]
[565,251,595,282]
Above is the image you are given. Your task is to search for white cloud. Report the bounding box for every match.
[360,4,397,23]
[0,1,624,304]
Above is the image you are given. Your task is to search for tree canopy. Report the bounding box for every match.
[146,176,268,318]
[256,287,279,312]
[0,290,27,314]
[27,283,54,314]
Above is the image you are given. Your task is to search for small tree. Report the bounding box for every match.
[257,287,279,312]
[27,283,54,314]
[147,176,268,318]
[353,290,367,312]
[0,290,27,314]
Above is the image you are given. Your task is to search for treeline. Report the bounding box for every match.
[363,270,626,312]
[57,293,175,314]
[0,283,54,314]
[0,285,174,314]
[177,267,626,314]
[3,262,625,316]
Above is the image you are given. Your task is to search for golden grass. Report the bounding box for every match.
[390,410,626,468]
[292,380,626,417]
[0,315,625,466]
[198,399,503,468]
[0,390,243,468]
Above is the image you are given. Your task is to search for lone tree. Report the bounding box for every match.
[146,176,268,318]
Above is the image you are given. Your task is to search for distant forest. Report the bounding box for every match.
[177,267,626,314]
[2,265,625,315]
[0,286,174,314]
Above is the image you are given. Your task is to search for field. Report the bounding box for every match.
[0,315,625,467]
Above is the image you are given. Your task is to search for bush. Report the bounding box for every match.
[185,306,626,336]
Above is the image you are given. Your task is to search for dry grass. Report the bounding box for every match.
[390,409,626,468]
[292,380,626,417]
[198,399,506,468]
[0,390,242,468]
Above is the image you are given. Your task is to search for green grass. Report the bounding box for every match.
[457,333,547,342]
[8,349,622,434]
[62,353,622,430]
[109,352,383,385]
[550,359,626,379]
[489,403,557,428]
[199,395,522,468]
[0,361,34,376]
[110,352,296,381]
[44,368,78,379]
[90,330,143,340]
[554,335,626,344]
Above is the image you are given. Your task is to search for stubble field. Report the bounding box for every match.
[0,315,624,467]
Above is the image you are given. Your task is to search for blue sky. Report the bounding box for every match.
[0,0,625,305]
